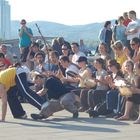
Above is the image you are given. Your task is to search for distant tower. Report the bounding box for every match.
[0,0,11,40]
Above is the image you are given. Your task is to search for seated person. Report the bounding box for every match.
[0,52,12,68]
[118,62,140,124]
[60,56,79,89]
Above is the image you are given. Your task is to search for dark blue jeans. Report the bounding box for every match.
[117,95,125,114]
[106,89,125,114]
[20,47,29,62]
[106,89,119,111]
[15,72,44,110]
[7,86,26,118]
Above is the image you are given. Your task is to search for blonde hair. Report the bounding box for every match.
[112,40,123,51]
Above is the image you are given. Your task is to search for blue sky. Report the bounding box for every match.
[8,0,139,25]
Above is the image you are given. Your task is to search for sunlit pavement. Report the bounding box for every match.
[0,103,140,140]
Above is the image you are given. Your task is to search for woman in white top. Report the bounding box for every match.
[74,56,94,112]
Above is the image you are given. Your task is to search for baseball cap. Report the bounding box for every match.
[77,56,87,63]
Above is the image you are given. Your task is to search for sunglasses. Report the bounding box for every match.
[21,22,26,25]
[130,43,136,46]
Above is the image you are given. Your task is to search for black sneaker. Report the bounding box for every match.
[31,114,45,120]
[89,110,99,118]
[73,111,79,118]
[15,113,27,119]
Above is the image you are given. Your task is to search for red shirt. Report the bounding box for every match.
[0,58,12,67]
[123,19,132,27]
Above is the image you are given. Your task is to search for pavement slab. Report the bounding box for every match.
[0,103,140,140]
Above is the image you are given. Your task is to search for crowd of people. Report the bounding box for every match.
[0,10,140,124]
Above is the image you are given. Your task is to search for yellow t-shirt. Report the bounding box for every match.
[0,67,16,91]
[115,53,127,66]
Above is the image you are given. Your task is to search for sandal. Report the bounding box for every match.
[134,119,140,124]
[117,115,130,120]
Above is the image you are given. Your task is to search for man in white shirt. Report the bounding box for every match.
[60,56,79,88]
[126,10,140,57]
[71,42,86,65]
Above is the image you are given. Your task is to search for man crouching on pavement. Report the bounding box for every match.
[31,74,80,120]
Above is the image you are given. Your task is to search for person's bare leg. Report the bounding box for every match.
[0,84,7,121]
[118,101,133,120]
[134,105,140,124]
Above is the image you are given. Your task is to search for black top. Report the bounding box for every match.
[44,76,70,100]
[136,76,140,89]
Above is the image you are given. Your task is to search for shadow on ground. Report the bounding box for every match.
[3,116,129,133]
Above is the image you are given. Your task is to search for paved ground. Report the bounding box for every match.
[0,103,140,140]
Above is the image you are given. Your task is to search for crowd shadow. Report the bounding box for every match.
[76,117,129,126]
[3,116,129,133]
[41,116,129,126]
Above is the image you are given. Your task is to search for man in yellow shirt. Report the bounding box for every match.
[0,63,44,121]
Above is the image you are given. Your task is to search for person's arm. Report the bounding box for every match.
[128,26,140,34]
[133,51,140,63]
[0,85,7,122]
[112,26,117,43]
[61,77,79,83]
[123,47,131,59]
[97,76,108,85]
[18,26,33,38]
[37,88,48,96]
[18,28,24,37]
[98,28,105,42]
[105,75,116,89]
[125,25,140,35]
[23,27,33,38]
[130,76,140,94]
[131,87,140,94]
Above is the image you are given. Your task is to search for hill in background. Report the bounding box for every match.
[11,20,116,49]
[11,20,105,42]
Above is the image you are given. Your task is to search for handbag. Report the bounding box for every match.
[118,86,132,96]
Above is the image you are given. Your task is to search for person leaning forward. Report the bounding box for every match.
[0,64,45,121]
[31,76,79,120]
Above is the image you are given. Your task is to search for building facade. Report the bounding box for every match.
[0,0,11,40]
